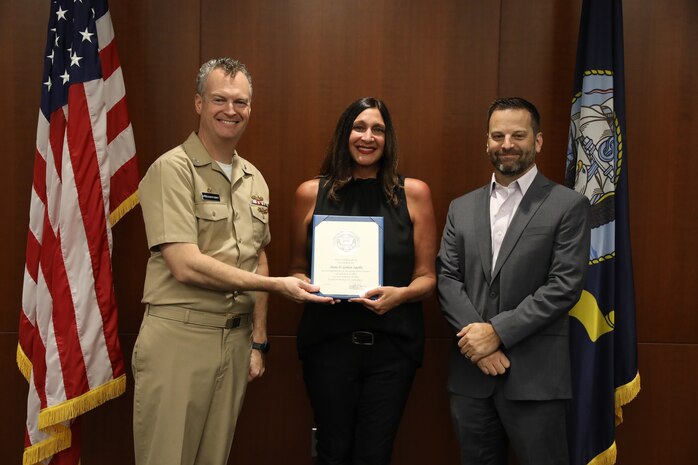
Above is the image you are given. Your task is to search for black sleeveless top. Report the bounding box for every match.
[297,176,425,365]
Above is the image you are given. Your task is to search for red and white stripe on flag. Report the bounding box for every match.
[17,1,138,463]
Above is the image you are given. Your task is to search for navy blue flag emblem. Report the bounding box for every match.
[565,0,640,464]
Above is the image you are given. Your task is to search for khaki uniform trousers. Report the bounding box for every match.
[132,307,251,465]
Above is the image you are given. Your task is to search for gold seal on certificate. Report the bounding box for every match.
[311,215,384,298]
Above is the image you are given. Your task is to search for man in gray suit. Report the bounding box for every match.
[437,97,590,465]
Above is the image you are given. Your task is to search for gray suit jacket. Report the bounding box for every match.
[437,172,590,400]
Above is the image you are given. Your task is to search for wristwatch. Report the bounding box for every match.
[251,341,270,354]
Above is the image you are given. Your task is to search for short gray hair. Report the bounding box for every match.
[195,57,253,99]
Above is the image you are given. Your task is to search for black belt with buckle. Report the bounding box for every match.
[146,305,250,330]
[225,316,242,329]
[350,331,381,346]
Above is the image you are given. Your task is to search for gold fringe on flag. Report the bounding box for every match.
[16,343,32,381]
[614,371,641,425]
[17,344,127,428]
[17,344,126,465]
[588,441,617,465]
[109,190,140,227]
[586,371,641,465]
[38,375,126,429]
[22,423,72,465]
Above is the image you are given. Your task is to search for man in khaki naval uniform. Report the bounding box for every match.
[133,57,332,465]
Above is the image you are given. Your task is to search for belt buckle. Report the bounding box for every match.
[351,331,374,346]
[225,315,242,329]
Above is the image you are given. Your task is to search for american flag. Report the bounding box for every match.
[17,0,139,463]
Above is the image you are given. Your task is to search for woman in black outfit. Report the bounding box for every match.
[289,97,437,465]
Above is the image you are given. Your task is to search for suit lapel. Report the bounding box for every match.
[491,173,552,280]
[475,185,493,285]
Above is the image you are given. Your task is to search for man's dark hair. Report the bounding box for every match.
[487,97,541,134]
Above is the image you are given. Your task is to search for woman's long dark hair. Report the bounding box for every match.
[319,97,400,206]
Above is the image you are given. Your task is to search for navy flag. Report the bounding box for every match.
[565,0,640,464]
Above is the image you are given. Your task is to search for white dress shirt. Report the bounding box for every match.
[489,165,538,273]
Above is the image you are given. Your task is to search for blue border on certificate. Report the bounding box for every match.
[311,215,384,299]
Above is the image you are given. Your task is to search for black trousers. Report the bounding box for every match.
[450,384,569,465]
[301,334,418,465]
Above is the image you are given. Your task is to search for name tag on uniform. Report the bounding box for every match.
[201,192,221,202]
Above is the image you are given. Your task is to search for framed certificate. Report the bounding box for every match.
[311,215,384,299]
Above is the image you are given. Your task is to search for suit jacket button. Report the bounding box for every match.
[490,291,497,298]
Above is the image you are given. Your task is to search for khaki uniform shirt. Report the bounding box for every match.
[139,132,271,314]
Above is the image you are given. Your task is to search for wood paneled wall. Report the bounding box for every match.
[1,0,696,463]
